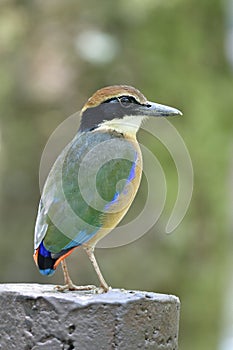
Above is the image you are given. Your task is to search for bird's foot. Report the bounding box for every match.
[94,285,112,294]
[55,283,97,292]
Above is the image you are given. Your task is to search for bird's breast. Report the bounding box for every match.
[84,131,143,246]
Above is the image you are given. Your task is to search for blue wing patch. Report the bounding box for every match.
[105,159,137,210]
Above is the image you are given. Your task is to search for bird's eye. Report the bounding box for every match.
[119,96,131,105]
[119,96,139,107]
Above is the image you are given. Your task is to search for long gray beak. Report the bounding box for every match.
[141,101,182,117]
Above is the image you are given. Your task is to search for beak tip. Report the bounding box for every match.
[169,107,183,117]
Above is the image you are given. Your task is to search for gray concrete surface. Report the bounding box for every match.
[0,284,180,350]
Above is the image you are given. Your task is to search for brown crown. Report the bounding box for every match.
[81,85,148,113]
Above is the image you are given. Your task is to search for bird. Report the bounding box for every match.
[34,85,182,293]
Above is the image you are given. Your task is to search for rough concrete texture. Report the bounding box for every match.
[0,284,180,350]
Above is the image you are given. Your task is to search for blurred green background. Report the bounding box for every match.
[0,0,232,349]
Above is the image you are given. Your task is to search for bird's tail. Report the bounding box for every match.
[33,241,75,276]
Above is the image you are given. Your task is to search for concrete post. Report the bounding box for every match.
[0,284,180,350]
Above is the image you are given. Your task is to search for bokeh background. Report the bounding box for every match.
[0,1,233,349]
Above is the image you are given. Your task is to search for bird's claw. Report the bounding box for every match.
[55,284,97,292]
[54,284,111,294]
[94,285,112,294]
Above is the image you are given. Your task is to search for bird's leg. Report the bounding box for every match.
[84,247,110,293]
[60,259,75,289]
[55,259,96,292]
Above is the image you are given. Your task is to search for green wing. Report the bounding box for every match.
[34,130,137,253]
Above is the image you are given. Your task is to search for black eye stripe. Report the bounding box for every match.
[103,97,118,104]
[81,96,146,132]
[103,95,140,105]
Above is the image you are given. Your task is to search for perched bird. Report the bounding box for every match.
[34,85,182,292]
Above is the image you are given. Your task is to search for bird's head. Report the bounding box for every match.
[79,85,182,136]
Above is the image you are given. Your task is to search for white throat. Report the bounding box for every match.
[96,115,146,135]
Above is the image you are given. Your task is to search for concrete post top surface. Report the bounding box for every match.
[0,283,180,306]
